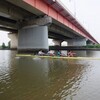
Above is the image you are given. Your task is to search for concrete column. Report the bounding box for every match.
[18,25,48,51]
[86,40,93,45]
[8,33,18,49]
[53,39,62,46]
[67,38,86,46]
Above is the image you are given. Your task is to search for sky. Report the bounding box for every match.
[0,0,100,45]
[0,31,10,46]
[61,0,100,43]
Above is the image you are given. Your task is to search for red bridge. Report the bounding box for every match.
[0,0,98,51]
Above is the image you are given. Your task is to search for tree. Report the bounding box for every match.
[2,42,6,49]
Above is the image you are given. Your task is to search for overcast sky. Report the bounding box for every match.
[0,0,100,45]
[0,31,10,45]
[61,0,100,43]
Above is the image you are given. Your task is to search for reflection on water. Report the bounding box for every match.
[86,51,100,57]
[74,51,87,57]
[0,50,100,100]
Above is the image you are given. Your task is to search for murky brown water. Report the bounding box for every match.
[0,50,100,100]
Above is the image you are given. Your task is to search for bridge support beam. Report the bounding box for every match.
[8,33,18,49]
[53,39,63,46]
[18,25,48,51]
[67,38,86,46]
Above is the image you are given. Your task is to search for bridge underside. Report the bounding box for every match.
[0,0,97,51]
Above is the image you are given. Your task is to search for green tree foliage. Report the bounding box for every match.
[86,44,100,48]
[2,42,6,49]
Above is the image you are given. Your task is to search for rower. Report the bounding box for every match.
[47,50,55,56]
[67,50,76,57]
[38,50,45,56]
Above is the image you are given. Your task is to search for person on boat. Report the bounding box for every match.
[55,51,67,57]
[47,50,55,56]
[54,50,61,56]
[38,50,45,56]
[60,52,67,57]
[57,51,61,56]
[67,50,76,57]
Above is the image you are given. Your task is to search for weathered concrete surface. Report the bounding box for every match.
[18,26,48,51]
[8,33,18,49]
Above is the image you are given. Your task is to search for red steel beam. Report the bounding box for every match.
[23,0,98,43]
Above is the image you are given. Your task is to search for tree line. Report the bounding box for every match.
[0,41,100,49]
[86,44,100,48]
[0,41,10,49]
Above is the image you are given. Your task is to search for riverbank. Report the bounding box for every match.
[0,48,17,50]
[0,48,100,51]
[49,46,100,51]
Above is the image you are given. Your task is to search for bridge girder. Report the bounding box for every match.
[0,0,98,44]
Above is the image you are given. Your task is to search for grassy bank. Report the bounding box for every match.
[86,44,100,48]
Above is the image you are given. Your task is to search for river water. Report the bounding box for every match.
[0,50,100,100]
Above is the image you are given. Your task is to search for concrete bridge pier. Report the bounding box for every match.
[86,40,94,45]
[17,16,52,52]
[52,39,63,55]
[18,25,49,52]
[53,39,63,46]
[8,33,18,49]
[67,38,87,46]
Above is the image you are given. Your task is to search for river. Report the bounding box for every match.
[0,50,100,100]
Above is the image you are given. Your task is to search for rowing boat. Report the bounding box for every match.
[16,54,100,60]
